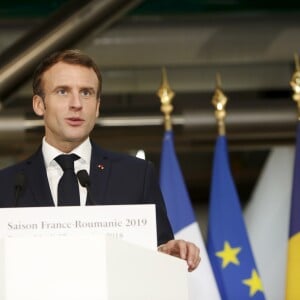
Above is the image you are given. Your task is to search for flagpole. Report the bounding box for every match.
[157,67,175,131]
[212,73,228,136]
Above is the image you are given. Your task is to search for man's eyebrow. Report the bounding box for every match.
[80,87,96,91]
[51,85,96,92]
[52,85,70,91]
[80,87,96,93]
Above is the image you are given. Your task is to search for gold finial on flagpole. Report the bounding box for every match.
[212,73,228,136]
[290,53,300,119]
[157,67,175,131]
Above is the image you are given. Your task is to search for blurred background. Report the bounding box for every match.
[0,0,300,227]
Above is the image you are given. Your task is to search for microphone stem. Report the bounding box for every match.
[15,187,21,207]
[85,186,95,205]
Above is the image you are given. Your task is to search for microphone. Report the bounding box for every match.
[76,170,95,205]
[14,172,26,207]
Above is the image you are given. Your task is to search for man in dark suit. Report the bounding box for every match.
[0,49,200,271]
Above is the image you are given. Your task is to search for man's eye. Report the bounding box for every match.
[81,90,92,97]
[57,89,67,95]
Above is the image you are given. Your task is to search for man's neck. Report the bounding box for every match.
[45,138,86,154]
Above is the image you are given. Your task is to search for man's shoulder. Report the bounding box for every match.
[0,158,27,172]
[0,148,41,176]
[91,143,152,167]
[0,160,28,187]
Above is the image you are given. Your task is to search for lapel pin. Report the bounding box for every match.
[98,164,105,170]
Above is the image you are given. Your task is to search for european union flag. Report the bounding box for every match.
[286,122,300,299]
[207,136,265,300]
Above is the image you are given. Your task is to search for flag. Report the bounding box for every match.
[207,135,265,300]
[286,123,300,299]
[244,146,294,300]
[159,130,221,300]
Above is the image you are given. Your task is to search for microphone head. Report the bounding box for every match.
[77,170,90,188]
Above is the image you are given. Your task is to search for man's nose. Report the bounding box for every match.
[70,93,82,109]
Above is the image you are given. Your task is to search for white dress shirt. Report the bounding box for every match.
[42,137,92,206]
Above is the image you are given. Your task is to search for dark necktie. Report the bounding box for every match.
[55,154,80,206]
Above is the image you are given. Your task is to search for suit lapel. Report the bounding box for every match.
[89,144,111,205]
[26,148,54,206]
[24,144,110,206]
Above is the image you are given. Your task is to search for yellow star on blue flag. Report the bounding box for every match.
[216,241,241,268]
[243,269,264,297]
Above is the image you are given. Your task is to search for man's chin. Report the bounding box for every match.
[65,136,88,143]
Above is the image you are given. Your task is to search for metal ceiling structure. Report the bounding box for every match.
[0,0,300,202]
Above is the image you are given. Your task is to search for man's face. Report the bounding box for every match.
[33,62,100,152]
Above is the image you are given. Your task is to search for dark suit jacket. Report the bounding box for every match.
[0,143,174,246]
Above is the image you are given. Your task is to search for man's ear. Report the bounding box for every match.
[96,98,100,118]
[32,95,45,116]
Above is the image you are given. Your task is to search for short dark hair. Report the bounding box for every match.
[32,49,102,99]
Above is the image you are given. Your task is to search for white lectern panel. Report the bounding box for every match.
[1,236,108,300]
[0,235,188,300]
[107,237,188,300]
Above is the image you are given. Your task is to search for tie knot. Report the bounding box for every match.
[55,154,79,171]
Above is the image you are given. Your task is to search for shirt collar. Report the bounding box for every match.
[42,137,92,168]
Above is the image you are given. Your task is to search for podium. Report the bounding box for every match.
[0,235,188,300]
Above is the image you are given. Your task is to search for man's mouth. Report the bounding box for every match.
[66,117,84,126]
